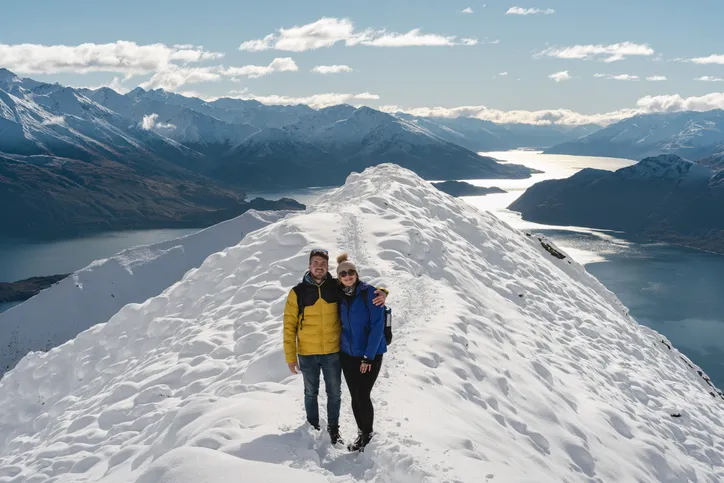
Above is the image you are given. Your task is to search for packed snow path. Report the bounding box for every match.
[1,164,722,482]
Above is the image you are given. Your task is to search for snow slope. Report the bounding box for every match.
[0,210,289,377]
[1,164,723,483]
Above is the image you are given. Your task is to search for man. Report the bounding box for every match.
[283,248,387,445]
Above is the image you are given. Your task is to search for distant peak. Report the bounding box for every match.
[353,105,391,119]
[639,154,689,167]
[0,68,19,84]
[128,86,147,97]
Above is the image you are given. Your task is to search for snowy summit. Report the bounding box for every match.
[0,164,722,482]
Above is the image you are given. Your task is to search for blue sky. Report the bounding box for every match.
[2,0,724,125]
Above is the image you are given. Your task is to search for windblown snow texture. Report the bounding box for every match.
[0,210,289,377]
[0,164,722,483]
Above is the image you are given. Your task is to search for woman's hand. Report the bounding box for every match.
[372,289,387,306]
[360,358,372,373]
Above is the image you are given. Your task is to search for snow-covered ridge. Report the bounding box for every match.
[546,109,724,160]
[0,209,289,378]
[1,164,722,482]
[616,153,714,181]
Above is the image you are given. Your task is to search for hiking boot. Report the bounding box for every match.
[347,431,373,452]
[308,420,320,431]
[328,425,343,445]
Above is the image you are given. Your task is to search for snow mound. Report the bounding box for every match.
[1,164,723,483]
[0,209,290,377]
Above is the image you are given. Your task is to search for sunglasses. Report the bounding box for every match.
[339,269,356,278]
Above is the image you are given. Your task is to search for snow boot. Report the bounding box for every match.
[328,425,343,445]
[347,430,373,452]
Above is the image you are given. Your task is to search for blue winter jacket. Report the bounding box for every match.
[339,281,388,359]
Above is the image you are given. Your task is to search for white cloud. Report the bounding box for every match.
[239,17,477,52]
[548,70,572,82]
[227,89,380,108]
[646,75,667,81]
[0,41,223,75]
[635,92,724,113]
[696,76,724,82]
[498,72,509,76]
[140,66,222,91]
[221,57,298,78]
[379,91,724,126]
[506,7,555,15]
[690,54,724,65]
[594,73,640,81]
[537,42,654,62]
[462,7,474,14]
[139,58,298,91]
[141,113,176,131]
[379,104,637,126]
[351,29,469,48]
[353,92,381,100]
[311,65,353,74]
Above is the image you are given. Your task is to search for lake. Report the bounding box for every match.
[0,228,200,312]
[2,152,722,388]
[467,151,724,387]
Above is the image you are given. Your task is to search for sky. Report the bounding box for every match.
[1,0,724,125]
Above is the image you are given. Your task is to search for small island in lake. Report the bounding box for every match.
[0,275,70,304]
[433,181,507,197]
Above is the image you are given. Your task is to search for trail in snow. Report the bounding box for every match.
[0,164,722,483]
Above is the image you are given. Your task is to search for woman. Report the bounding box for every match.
[336,252,388,452]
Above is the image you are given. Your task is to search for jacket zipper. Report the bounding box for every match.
[318,283,323,347]
[346,298,353,354]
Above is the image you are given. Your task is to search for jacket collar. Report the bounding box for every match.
[303,270,333,286]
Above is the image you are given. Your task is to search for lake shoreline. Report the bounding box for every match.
[3,197,306,243]
[0,274,69,304]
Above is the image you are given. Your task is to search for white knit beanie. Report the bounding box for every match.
[336,252,357,276]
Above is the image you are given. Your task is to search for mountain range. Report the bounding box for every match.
[2,68,586,238]
[508,154,724,254]
[545,109,724,161]
[7,66,724,241]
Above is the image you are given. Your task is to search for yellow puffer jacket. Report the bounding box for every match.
[283,274,341,363]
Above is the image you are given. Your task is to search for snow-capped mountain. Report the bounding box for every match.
[509,154,724,253]
[81,86,260,147]
[10,68,535,188]
[83,85,537,187]
[280,106,535,180]
[396,113,599,152]
[1,69,540,238]
[0,69,196,163]
[545,109,724,160]
[0,69,306,239]
[1,164,721,482]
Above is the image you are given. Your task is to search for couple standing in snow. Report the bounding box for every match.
[283,248,389,452]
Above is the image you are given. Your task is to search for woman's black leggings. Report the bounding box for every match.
[341,352,383,434]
